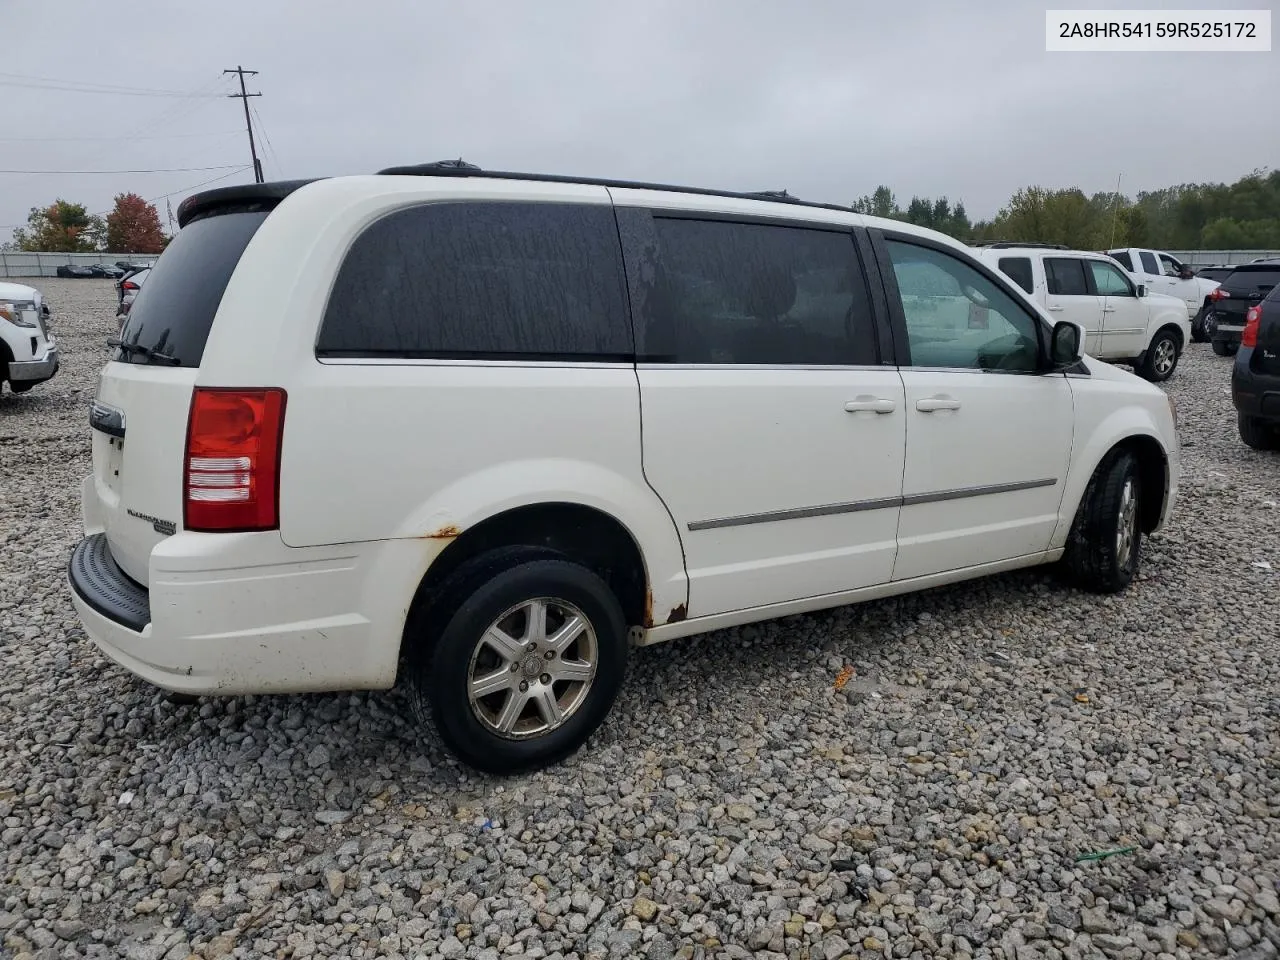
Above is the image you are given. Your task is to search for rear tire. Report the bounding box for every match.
[406,550,628,774]
[1212,340,1238,357]
[1238,414,1280,451]
[1190,306,1210,343]
[1137,328,1180,382]
[1063,450,1142,594]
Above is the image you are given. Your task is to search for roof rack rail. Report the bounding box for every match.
[970,240,1071,250]
[376,160,854,215]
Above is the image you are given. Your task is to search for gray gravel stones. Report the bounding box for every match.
[1,279,1278,959]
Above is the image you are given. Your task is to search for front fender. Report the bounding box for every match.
[1051,395,1178,548]
[391,458,689,621]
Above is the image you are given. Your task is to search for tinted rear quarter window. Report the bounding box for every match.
[1139,252,1159,273]
[318,201,632,360]
[114,211,268,367]
[997,256,1035,294]
[1110,251,1134,270]
[1044,257,1090,296]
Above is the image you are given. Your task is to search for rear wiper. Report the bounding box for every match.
[106,338,180,366]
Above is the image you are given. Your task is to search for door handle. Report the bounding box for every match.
[915,396,961,413]
[1047,305,1064,312]
[1103,306,1116,313]
[844,397,896,414]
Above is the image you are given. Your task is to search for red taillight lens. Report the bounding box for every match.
[1242,306,1261,348]
[122,280,139,291]
[183,388,286,532]
[1210,287,1230,301]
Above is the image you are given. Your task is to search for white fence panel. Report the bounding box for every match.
[0,251,159,279]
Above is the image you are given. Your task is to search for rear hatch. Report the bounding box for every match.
[1212,265,1280,329]
[1253,292,1280,377]
[91,208,269,584]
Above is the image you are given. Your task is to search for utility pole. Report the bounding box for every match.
[223,65,263,184]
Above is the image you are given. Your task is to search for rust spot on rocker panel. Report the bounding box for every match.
[642,588,655,628]
[666,603,688,624]
[423,524,462,540]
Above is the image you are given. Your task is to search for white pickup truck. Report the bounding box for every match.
[1,280,58,394]
[974,243,1191,382]
[1106,247,1221,340]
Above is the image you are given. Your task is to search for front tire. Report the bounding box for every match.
[1238,414,1280,451]
[408,553,628,774]
[1212,340,1238,357]
[1063,450,1142,594]
[1138,328,1180,382]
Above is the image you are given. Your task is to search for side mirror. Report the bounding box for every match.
[1134,283,1146,298]
[1049,320,1082,369]
[1179,267,1195,280]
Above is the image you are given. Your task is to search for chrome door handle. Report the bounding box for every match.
[1047,305,1064,312]
[916,396,961,412]
[845,397,896,414]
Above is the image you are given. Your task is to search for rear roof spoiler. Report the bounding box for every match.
[176,179,323,228]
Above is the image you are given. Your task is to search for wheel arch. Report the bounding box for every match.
[398,501,670,667]
[1053,417,1173,548]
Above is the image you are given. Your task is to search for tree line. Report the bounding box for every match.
[3,194,167,254]
[852,167,1280,250]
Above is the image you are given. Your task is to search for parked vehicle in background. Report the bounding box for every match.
[1206,263,1280,357]
[89,264,125,279]
[55,264,95,279]
[974,242,1190,381]
[1193,264,1238,284]
[0,280,58,394]
[67,164,1180,774]
[116,266,149,320]
[1231,282,1280,450]
[1107,247,1221,339]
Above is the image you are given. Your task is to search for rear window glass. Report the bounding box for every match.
[997,256,1034,294]
[1109,251,1134,270]
[317,201,632,361]
[1224,267,1280,291]
[114,211,267,367]
[1139,251,1159,273]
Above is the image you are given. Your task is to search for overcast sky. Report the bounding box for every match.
[2,0,1277,246]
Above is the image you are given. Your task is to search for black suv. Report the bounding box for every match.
[1232,283,1280,450]
[1206,263,1280,357]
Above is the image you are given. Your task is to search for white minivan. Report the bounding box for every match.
[70,163,1179,773]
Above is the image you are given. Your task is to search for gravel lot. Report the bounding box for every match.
[1,278,1277,960]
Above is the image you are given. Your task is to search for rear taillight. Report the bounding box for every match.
[183,388,286,532]
[1209,287,1230,301]
[1242,306,1261,348]
[122,280,138,291]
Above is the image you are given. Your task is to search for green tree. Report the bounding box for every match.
[11,200,104,252]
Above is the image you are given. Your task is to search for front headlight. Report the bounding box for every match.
[0,301,38,328]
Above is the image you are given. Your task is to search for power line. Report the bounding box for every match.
[0,130,241,143]
[224,66,263,184]
[0,164,246,175]
[249,102,281,179]
[0,76,228,99]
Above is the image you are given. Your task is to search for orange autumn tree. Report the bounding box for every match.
[105,193,166,254]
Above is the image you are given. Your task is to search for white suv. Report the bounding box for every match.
[973,243,1191,382]
[69,164,1180,773]
[1,280,58,394]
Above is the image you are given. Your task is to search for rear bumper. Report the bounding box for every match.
[1207,315,1244,344]
[8,344,59,383]
[1232,350,1280,423]
[69,477,439,695]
